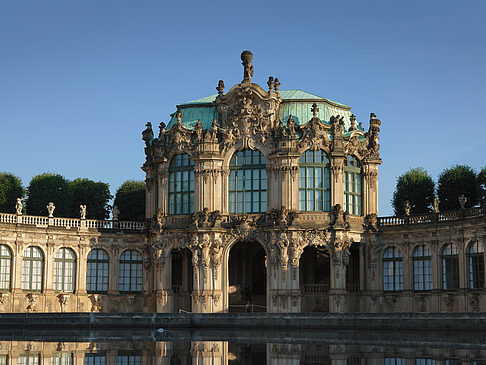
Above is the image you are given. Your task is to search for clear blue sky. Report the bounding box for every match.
[1,0,485,216]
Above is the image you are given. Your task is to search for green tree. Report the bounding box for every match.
[478,166,486,207]
[70,178,112,220]
[0,172,24,213]
[392,167,435,216]
[437,165,478,211]
[26,173,71,217]
[113,180,146,221]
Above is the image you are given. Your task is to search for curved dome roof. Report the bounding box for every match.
[166,89,355,131]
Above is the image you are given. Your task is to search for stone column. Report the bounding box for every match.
[330,154,345,208]
[155,245,172,313]
[328,233,351,313]
[144,169,156,220]
[191,232,224,313]
[268,231,301,313]
[362,161,380,215]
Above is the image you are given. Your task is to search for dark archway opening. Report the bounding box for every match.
[299,246,330,312]
[229,240,266,312]
[171,248,193,312]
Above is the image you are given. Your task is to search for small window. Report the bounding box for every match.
[54,248,76,292]
[467,241,485,289]
[22,246,44,291]
[118,250,143,292]
[441,244,459,290]
[87,249,109,293]
[18,354,40,365]
[116,352,141,365]
[383,247,403,291]
[413,245,432,291]
[0,245,12,291]
[0,355,7,365]
[50,353,73,365]
[84,354,106,365]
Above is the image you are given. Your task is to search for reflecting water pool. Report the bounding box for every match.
[0,330,484,364]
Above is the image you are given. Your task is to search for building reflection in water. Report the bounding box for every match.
[0,341,484,364]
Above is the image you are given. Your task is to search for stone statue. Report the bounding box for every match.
[15,198,23,215]
[47,202,55,218]
[142,122,154,146]
[287,115,296,138]
[274,77,280,91]
[458,194,467,209]
[433,196,439,213]
[404,200,411,216]
[112,205,120,221]
[80,205,86,219]
[158,121,167,140]
[216,80,225,95]
[241,50,254,82]
[194,120,203,141]
[267,76,274,91]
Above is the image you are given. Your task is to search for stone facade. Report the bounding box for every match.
[0,51,484,314]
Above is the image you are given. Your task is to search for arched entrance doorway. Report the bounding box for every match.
[171,248,193,312]
[300,246,330,312]
[228,240,267,312]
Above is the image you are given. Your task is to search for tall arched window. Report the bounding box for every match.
[229,149,267,213]
[467,241,485,289]
[413,245,432,291]
[87,249,109,293]
[168,154,194,215]
[22,246,44,291]
[344,155,362,215]
[54,248,76,292]
[0,245,12,291]
[299,150,330,211]
[383,247,403,291]
[118,250,143,292]
[441,243,459,290]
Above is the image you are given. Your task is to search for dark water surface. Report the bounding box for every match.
[0,329,484,364]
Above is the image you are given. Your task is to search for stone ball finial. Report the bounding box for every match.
[241,50,253,63]
[241,50,254,82]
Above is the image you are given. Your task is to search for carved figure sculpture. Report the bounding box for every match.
[80,205,86,219]
[433,196,439,213]
[458,194,467,209]
[216,80,225,95]
[241,50,254,82]
[404,200,411,216]
[47,202,55,217]
[142,122,154,146]
[194,120,203,142]
[15,198,23,215]
[112,205,120,221]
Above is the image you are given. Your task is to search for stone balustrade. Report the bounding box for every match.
[378,206,485,228]
[0,212,145,231]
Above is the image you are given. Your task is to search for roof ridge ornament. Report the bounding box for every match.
[241,50,254,83]
[216,80,225,96]
[311,103,319,118]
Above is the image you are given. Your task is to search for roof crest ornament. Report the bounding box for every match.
[241,50,254,83]
[216,80,225,96]
[311,103,319,118]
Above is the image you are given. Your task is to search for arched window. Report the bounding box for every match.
[118,250,143,292]
[441,244,459,290]
[467,241,485,289]
[168,154,194,215]
[344,155,362,215]
[229,149,267,213]
[22,246,44,291]
[54,248,76,292]
[413,245,432,291]
[299,150,331,212]
[0,245,12,291]
[383,247,403,291]
[87,249,109,293]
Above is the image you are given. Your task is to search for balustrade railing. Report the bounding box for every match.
[0,212,145,231]
[378,206,485,228]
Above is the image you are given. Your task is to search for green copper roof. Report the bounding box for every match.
[167,89,353,130]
